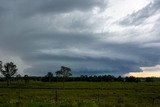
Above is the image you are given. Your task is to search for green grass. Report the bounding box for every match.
[0,81,160,107]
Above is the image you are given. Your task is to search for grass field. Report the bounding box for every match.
[0,81,160,107]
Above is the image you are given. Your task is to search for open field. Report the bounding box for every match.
[0,81,160,107]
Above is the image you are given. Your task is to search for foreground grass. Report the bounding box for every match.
[0,81,160,107]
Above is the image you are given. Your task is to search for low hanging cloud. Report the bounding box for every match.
[0,0,160,76]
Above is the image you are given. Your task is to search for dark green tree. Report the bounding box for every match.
[146,77,154,82]
[55,66,72,77]
[55,66,72,89]
[46,72,53,82]
[0,61,18,86]
[24,75,29,84]
[16,74,22,83]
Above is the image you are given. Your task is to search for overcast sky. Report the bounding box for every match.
[0,0,160,76]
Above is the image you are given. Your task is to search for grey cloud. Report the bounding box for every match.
[0,0,107,17]
[0,0,160,76]
[0,31,99,54]
[1,26,160,76]
[36,0,106,13]
[21,40,160,76]
[0,6,4,14]
[141,65,160,71]
[23,56,142,76]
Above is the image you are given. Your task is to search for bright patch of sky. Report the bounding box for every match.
[107,0,151,19]
[125,65,160,77]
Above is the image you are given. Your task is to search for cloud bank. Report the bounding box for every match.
[0,0,160,76]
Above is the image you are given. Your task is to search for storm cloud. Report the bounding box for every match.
[0,0,159,76]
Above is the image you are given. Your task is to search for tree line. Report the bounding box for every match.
[0,61,158,86]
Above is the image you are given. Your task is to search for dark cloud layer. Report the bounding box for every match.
[0,0,107,17]
[0,0,160,76]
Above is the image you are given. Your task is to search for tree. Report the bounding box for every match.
[0,61,2,70]
[46,72,53,82]
[0,61,18,86]
[55,66,72,78]
[146,77,154,82]
[16,74,22,83]
[24,75,29,84]
[117,76,124,82]
[55,66,72,89]
[125,76,140,82]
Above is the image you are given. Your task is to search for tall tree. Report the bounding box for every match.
[16,74,22,83]
[55,66,72,89]
[0,61,18,86]
[46,72,53,82]
[0,61,2,72]
[55,66,72,78]
[24,75,29,84]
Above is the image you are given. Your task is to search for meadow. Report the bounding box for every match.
[0,81,160,107]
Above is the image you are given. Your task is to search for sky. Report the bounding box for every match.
[0,0,160,77]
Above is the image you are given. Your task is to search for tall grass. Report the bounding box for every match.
[0,81,160,107]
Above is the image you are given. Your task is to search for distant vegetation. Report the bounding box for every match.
[0,73,158,83]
